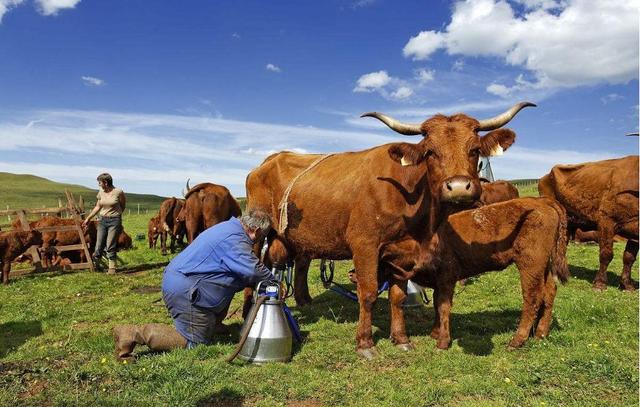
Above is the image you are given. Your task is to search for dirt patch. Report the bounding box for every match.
[131,286,161,294]
[19,379,48,400]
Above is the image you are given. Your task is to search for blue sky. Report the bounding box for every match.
[0,0,637,197]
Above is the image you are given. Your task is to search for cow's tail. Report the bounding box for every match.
[548,200,569,284]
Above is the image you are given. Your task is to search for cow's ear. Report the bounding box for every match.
[388,143,425,166]
[480,128,515,156]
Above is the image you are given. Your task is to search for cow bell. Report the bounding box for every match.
[237,281,293,363]
[403,280,429,308]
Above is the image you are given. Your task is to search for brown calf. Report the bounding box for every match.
[382,197,569,350]
[148,215,160,249]
[0,230,43,284]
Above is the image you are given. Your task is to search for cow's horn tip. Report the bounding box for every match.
[360,112,376,118]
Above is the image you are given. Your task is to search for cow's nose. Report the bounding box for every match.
[441,176,478,203]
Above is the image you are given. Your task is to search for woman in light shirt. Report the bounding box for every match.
[82,173,126,274]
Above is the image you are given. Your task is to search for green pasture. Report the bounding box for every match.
[0,212,638,406]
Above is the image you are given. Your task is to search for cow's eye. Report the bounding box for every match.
[424,149,435,159]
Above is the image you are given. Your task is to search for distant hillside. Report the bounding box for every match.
[0,172,167,212]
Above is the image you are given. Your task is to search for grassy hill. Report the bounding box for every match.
[0,172,167,214]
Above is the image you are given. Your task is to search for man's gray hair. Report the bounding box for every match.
[239,209,272,232]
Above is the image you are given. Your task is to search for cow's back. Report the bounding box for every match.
[540,156,638,233]
[480,180,519,205]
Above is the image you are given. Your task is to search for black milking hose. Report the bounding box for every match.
[226,295,268,363]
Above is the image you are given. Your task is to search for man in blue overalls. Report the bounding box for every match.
[113,209,273,361]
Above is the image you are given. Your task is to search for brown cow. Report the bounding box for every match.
[479,179,519,205]
[117,230,133,250]
[178,181,242,243]
[379,197,569,349]
[13,216,96,267]
[539,156,639,291]
[246,102,535,357]
[148,215,160,249]
[0,230,43,284]
[158,197,185,255]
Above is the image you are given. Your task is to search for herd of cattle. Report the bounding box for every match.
[0,101,637,358]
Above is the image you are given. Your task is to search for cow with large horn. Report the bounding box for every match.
[246,102,535,358]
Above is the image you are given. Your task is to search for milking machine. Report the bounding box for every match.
[319,259,429,307]
[227,262,301,363]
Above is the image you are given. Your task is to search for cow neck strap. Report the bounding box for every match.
[277,153,334,234]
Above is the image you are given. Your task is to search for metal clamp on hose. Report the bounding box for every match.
[319,259,335,288]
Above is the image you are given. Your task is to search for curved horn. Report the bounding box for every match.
[477,101,537,131]
[625,132,639,137]
[182,178,191,197]
[360,112,422,136]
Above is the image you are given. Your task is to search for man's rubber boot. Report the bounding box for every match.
[113,324,187,361]
[113,324,141,361]
[140,323,188,351]
[107,259,117,275]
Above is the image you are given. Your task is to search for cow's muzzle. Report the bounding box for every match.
[441,176,480,203]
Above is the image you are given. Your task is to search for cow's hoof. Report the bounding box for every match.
[294,296,313,307]
[356,347,379,360]
[395,342,415,352]
[592,282,607,292]
[507,339,524,350]
[435,340,450,350]
[619,280,638,292]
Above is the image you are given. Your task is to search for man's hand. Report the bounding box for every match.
[81,220,89,231]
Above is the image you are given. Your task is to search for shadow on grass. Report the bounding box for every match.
[0,320,43,358]
[568,264,633,289]
[292,289,545,355]
[196,388,244,407]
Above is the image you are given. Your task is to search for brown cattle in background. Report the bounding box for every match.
[247,102,535,358]
[380,197,568,350]
[539,155,639,291]
[148,215,160,249]
[158,197,185,255]
[12,216,96,267]
[0,230,43,284]
[479,179,519,205]
[178,181,242,243]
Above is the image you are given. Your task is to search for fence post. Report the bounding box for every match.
[6,205,9,222]
[137,203,140,215]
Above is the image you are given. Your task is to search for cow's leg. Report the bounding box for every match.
[388,277,413,351]
[593,221,615,291]
[160,231,168,256]
[294,256,312,306]
[2,261,10,285]
[429,287,441,339]
[534,274,557,340]
[353,253,380,359]
[169,233,176,254]
[620,239,638,291]
[510,267,545,348]
[433,281,455,349]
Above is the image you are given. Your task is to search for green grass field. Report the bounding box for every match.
[0,211,638,406]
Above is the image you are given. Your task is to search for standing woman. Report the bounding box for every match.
[82,173,126,274]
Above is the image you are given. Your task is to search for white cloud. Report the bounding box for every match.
[390,86,413,100]
[0,0,24,22]
[491,146,619,180]
[81,76,105,87]
[452,59,465,71]
[35,0,81,16]
[415,68,435,83]
[266,63,281,73]
[403,0,639,90]
[403,31,446,60]
[352,0,376,8]
[353,70,391,92]
[601,93,624,104]
[0,109,396,196]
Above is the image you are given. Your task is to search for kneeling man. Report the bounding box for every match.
[113,209,273,360]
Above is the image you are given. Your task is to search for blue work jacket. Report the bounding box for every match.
[162,217,272,311]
